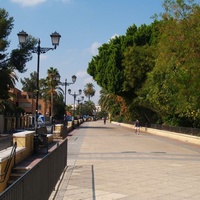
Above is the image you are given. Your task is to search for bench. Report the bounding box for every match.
[35,126,53,152]
[35,127,48,152]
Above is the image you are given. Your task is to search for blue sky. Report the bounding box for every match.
[0,0,164,104]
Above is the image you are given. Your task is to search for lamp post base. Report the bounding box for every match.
[50,116,54,124]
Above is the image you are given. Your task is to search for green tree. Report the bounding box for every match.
[21,71,37,98]
[81,101,96,116]
[53,95,65,120]
[0,8,35,114]
[98,89,129,122]
[83,83,96,101]
[46,67,63,117]
[88,36,125,95]
[88,22,159,123]
[88,0,200,127]
[0,9,35,75]
[0,9,16,101]
[140,0,200,126]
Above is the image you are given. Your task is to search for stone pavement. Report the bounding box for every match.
[49,120,200,200]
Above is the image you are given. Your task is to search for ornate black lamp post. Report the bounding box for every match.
[68,89,82,117]
[18,30,61,149]
[59,75,77,105]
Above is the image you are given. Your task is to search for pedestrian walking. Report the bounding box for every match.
[104,117,107,124]
[135,119,140,134]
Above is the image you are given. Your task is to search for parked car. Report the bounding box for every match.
[65,116,74,121]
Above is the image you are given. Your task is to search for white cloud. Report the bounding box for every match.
[83,76,93,84]
[76,70,96,86]
[82,42,101,57]
[11,0,72,7]
[90,42,101,56]
[111,34,119,39]
[11,0,46,7]
[59,0,72,3]
[76,70,87,78]
[108,34,119,43]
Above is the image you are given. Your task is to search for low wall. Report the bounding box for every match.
[13,131,34,161]
[0,139,68,199]
[112,122,200,146]
[0,131,34,192]
[144,127,200,146]
[53,124,65,139]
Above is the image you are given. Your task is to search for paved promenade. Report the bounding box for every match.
[49,120,200,200]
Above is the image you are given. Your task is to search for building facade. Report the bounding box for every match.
[0,88,50,133]
[10,88,49,118]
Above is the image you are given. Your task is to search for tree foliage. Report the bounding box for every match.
[0,8,35,102]
[46,67,63,117]
[140,0,200,126]
[88,0,200,127]
[88,21,159,123]
[81,101,96,116]
[21,71,37,97]
[83,83,96,101]
[88,36,125,95]
[98,88,128,122]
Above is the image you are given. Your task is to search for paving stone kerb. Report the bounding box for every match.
[112,121,200,146]
[50,120,200,200]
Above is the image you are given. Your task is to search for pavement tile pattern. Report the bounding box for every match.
[49,120,200,200]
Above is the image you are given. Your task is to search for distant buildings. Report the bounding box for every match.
[0,88,50,133]
[0,88,101,133]
[9,88,49,118]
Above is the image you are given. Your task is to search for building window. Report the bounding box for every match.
[19,102,31,108]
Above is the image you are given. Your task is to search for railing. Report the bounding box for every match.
[0,142,17,183]
[0,138,68,200]
[125,121,200,137]
[149,124,200,137]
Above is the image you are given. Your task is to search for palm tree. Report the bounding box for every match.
[83,83,95,101]
[99,89,128,121]
[21,71,37,98]
[98,89,112,112]
[0,68,18,113]
[46,67,63,118]
[0,68,18,100]
[81,101,96,116]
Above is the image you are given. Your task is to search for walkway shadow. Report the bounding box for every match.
[79,126,114,129]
